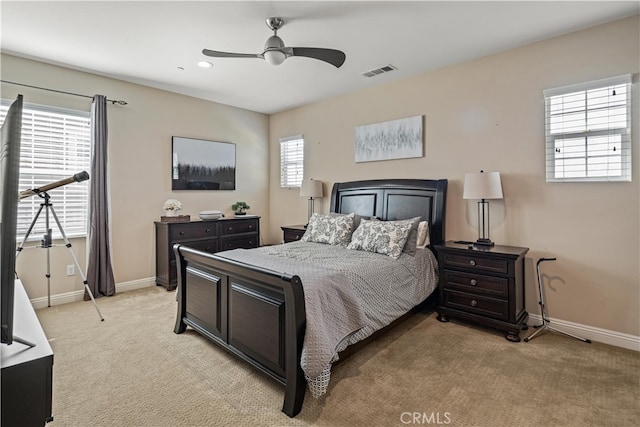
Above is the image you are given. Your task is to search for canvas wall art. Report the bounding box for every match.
[354,115,424,163]
[172,137,236,190]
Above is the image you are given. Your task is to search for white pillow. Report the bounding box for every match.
[301,212,355,246]
[347,218,415,259]
[416,221,430,248]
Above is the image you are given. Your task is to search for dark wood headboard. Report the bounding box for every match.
[329,179,448,246]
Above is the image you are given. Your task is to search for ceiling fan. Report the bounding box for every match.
[202,17,346,68]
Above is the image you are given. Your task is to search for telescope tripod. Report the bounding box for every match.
[16,192,104,321]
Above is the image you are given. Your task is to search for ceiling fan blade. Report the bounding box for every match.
[290,47,346,68]
[202,49,263,60]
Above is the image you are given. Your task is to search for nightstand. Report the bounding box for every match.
[435,241,529,342]
[281,225,306,243]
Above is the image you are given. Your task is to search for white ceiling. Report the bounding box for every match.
[1,1,638,114]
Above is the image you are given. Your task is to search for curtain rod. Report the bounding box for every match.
[1,79,128,105]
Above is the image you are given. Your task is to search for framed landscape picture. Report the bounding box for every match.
[172,136,236,190]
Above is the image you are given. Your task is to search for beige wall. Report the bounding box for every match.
[1,54,270,300]
[269,16,640,336]
[2,15,638,339]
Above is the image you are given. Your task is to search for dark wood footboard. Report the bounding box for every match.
[173,244,307,417]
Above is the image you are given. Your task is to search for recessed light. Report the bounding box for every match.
[197,61,213,68]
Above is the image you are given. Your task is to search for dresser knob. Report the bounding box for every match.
[470,300,478,307]
[470,279,477,286]
[179,231,185,236]
[469,260,476,266]
[205,228,210,233]
[248,225,254,230]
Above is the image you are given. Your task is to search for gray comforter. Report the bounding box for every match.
[217,241,438,397]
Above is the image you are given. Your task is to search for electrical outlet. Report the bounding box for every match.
[66,264,75,276]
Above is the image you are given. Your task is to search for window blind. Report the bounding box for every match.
[280,135,304,188]
[544,75,632,182]
[0,100,91,240]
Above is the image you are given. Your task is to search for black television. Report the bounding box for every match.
[1,94,23,345]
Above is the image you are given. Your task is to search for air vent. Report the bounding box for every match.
[361,64,397,78]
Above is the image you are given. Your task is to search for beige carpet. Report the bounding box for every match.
[35,286,639,427]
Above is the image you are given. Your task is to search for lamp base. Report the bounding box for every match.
[474,238,495,247]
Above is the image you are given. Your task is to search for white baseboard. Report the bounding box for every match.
[29,282,639,352]
[30,277,156,309]
[527,313,640,352]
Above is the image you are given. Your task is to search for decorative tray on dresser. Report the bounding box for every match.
[155,216,260,290]
[435,241,529,342]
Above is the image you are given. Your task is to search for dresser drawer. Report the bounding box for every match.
[442,289,508,321]
[220,235,259,251]
[221,219,258,235]
[441,270,508,298]
[440,252,509,275]
[184,239,219,254]
[169,223,217,241]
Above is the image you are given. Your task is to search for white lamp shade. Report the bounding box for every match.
[463,171,503,200]
[264,50,286,65]
[300,179,323,198]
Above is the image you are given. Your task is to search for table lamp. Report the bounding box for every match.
[300,178,323,224]
[463,170,503,246]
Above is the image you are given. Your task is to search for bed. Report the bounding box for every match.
[173,178,447,417]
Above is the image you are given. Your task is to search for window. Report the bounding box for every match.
[0,100,91,240]
[280,135,304,188]
[544,75,631,182]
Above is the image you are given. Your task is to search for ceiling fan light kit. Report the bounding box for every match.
[202,17,346,68]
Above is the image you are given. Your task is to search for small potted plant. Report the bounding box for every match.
[231,201,250,216]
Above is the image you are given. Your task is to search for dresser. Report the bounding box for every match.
[155,217,260,290]
[435,241,529,342]
[281,224,306,243]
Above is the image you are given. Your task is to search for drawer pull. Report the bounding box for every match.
[248,225,254,230]
[469,260,476,266]
[179,231,185,236]
[470,300,478,307]
[470,279,477,286]
[228,226,233,232]
[205,228,211,233]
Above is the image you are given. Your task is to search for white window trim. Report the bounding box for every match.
[544,74,632,183]
[280,135,304,188]
[0,99,91,241]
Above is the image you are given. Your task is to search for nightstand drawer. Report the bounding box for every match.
[441,270,508,298]
[442,289,508,321]
[440,252,509,275]
[169,223,217,241]
[284,229,305,242]
[222,219,258,235]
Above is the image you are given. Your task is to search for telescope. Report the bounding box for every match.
[18,171,89,200]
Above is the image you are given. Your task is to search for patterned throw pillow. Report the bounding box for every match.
[347,218,416,259]
[301,212,355,246]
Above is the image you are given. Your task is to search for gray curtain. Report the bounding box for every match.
[85,95,115,299]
